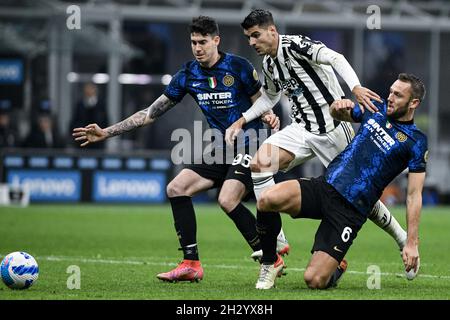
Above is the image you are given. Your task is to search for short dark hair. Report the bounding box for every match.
[398,73,426,102]
[189,16,219,36]
[241,9,275,30]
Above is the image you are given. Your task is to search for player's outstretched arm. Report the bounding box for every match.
[403,172,425,274]
[72,94,175,147]
[316,47,381,112]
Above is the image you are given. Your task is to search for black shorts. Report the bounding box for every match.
[295,176,367,262]
[186,152,253,192]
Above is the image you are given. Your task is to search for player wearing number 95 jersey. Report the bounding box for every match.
[73,16,288,283]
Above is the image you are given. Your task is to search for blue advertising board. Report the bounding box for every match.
[92,171,166,203]
[7,170,81,202]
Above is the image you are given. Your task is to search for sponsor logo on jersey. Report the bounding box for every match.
[275,78,299,92]
[208,77,217,89]
[197,92,232,101]
[365,118,396,151]
[395,132,407,142]
[222,74,234,87]
[196,91,233,108]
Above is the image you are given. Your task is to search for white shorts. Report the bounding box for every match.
[263,121,355,172]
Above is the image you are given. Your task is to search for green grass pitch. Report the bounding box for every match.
[0,204,449,300]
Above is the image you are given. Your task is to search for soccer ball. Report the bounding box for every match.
[1,251,39,289]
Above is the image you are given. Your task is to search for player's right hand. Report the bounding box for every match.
[402,243,419,274]
[225,117,246,146]
[331,99,355,112]
[72,123,108,147]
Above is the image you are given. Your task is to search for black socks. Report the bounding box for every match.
[325,263,346,289]
[256,210,281,264]
[169,196,199,260]
[227,203,261,252]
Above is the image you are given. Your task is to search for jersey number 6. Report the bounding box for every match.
[341,227,353,243]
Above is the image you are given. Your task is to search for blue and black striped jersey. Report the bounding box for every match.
[326,100,428,215]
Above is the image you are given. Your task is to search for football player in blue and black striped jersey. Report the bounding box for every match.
[73,16,288,283]
[253,73,427,290]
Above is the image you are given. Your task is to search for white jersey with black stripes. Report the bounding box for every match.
[262,34,345,134]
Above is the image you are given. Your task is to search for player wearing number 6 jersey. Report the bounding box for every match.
[254,73,427,290]
[73,16,288,283]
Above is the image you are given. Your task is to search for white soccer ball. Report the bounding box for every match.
[405,257,420,281]
[1,251,39,289]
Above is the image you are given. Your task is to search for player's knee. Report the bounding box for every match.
[303,269,328,289]
[166,179,189,197]
[249,161,261,173]
[218,194,239,213]
[250,156,272,173]
[257,189,280,212]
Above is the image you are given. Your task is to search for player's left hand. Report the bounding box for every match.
[261,112,280,131]
[402,243,419,274]
[72,123,107,147]
[352,85,382,113]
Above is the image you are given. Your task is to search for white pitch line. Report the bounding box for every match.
[3,254,448,280]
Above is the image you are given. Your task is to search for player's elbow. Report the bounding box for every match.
[143,117,155,126]
[266,91,281,105]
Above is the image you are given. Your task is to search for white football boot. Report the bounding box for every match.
[255,254,286,290]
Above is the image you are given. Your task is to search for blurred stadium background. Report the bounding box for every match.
[1,0,449,206]
[1,0,450,301]
[0,0,449,205]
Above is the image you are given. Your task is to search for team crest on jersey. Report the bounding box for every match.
[222,74,234,87]
[252,69,259,81]
[396,132,407,142]
[208,77,217,88]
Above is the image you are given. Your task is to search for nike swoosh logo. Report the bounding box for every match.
[234,171,246,175]
[333,246,343,253]
[192,83,201,87]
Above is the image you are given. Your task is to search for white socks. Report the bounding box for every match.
[252,171,288,245]
[251,171,276,201]
[369,200,407,249]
